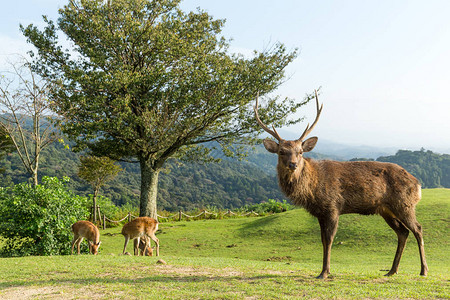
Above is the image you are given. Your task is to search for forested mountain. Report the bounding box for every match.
[0,139,448,212]
[376,149,450,188]
[0,141,288,211]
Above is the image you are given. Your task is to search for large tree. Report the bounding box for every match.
[22,0,308,218]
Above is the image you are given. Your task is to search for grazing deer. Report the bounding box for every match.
[71,220,101,255]
[135,236,153,256]
[254,91,428,279]
[121,217,159,256]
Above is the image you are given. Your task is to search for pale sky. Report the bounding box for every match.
[1,0,450,152]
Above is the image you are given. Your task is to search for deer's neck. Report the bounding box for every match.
[277,158,318,207]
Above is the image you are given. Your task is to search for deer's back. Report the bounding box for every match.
[72,221,99,243]
[121,217,158,239]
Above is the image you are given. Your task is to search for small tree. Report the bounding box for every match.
[78,155,122,222]
[0,58,61,186]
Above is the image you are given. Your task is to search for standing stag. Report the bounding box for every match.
[254,91,428,279]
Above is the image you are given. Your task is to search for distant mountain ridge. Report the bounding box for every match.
[270,128,396,160]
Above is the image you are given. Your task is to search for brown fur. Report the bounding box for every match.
[121,217,159,256]
[134,236,153,256]
[264,138,428,279]
[71,220,101,255]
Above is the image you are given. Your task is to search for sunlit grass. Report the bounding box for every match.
[0,189,448,299]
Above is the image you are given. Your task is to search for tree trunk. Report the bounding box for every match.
[32,169,38,187]
[93,188,99,223]
[32,151,39,186]
[139,157,160,219]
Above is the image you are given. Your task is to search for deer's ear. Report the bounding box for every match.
[302,137,318,152]
[263,139,279,153]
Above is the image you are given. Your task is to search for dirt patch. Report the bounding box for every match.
[0,286,112,299]
[1,286,65,299]
[150,264,245,278]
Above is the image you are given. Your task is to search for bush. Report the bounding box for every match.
[93,195,138,227]
[243,199,294,214]
[0,176,89,256]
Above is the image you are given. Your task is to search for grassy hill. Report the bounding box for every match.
[0,189,448,299]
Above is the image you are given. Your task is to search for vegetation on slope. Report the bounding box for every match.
[0,135,448,211]
[0,142,285,211]
[377,149,450,188]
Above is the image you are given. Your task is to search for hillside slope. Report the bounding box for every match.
[0,142,287,210]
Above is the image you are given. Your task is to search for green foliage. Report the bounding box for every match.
[377,149,450,188]
[90,194,138,227]
[21,0,305,216]
[0,177,88,257]
[78,156,122,193]
[78,155,122,221]
[242,199,294,214]
[0,142,285,211]
[21,0,302,163]
[157,159,283,211]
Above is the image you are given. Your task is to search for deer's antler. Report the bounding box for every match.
[254,92,283,142]
[298,90,323,141]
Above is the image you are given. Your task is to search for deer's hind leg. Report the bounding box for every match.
[75,237,84,254]
[71,235,80,255]
[394,209,428,276]
[134,237,141,256]
[148,233,160,257]
[123,236,131,255]
[380,210,409,276]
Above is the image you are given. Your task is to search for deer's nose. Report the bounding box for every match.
[288,162,297,170]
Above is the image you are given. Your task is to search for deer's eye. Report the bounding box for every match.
[279,149,289,155]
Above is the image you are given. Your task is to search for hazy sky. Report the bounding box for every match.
[1,0,449,152]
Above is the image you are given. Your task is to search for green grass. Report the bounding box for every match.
[0,189,449,299]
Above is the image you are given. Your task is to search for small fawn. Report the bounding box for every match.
[71,220,101,255]
[135,236,153,256]
[121,217,159,256]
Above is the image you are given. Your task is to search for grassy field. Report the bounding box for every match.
[0,189,449,299]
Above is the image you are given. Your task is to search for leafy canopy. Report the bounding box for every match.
[78,155,122,193]
[21,0,304,167]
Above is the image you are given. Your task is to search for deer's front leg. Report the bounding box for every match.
[317,216,339,279]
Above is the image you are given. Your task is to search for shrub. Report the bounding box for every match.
[243,199,294,214]
[94,196,138,227]
[0,176,88,256]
